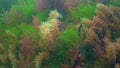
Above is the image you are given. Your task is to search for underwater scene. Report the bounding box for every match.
[0,0,120,68]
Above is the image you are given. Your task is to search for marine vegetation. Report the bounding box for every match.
[0,0,120,68]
